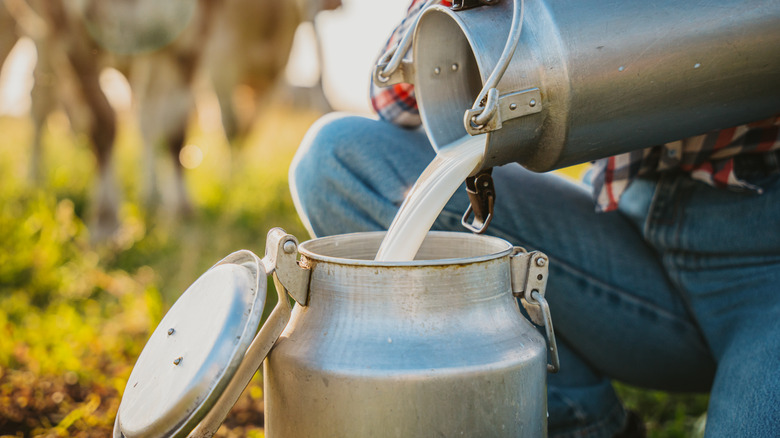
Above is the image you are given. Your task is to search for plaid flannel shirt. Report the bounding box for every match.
[370,0,780,212]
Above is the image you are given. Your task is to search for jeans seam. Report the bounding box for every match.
[550,256,704,337]
[645,175,714,357]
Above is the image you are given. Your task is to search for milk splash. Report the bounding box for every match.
[374,135,485,262]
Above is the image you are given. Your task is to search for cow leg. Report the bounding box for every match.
[130,0,216,217]
[166,126,192,216]
[132,53,195,216]
[28,39,58,183]
[65,40,119,240]
[210,59,242,142]
[129,56,162,211]
[166,81,195,217]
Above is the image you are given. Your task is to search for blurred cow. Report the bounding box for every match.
[0,2,17,75]
[206,0,342,141]
[3,0,122,240]
[206,0,301,142]
[1,0,339,241]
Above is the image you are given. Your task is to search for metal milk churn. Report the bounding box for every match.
[113,228,559,437]
[376,0,780,172]
[373,0,780,232]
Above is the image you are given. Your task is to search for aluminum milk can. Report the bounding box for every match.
[113,228,559,437]
[375,0,780,172]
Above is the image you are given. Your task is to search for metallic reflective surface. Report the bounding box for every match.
[117,252,266,438]
[265,232,548,437]
[414,0,780,171]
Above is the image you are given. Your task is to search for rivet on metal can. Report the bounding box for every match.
[167,328,175,335]
[173,357,183,366]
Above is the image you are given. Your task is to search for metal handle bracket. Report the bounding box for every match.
[373,59,416,87]
[510,248,549,310]
[465,87,542,135]
[262,228,311,306]
[463,0,525,134]
[372,0,439,87]
[510,248,559,373]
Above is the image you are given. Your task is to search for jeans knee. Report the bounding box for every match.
[289,113,370,235]
[292,114,368,182]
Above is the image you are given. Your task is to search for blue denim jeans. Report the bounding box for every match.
[289,114,780,438]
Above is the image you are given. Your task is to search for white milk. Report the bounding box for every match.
[375,134,485,262]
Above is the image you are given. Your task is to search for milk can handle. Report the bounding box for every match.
[529,290,560,373]
[466,0,525,130]
[373,0,440,86]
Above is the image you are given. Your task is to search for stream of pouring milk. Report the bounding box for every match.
[374,134,486,262]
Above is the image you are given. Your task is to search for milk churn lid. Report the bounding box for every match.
[115,250,267,438]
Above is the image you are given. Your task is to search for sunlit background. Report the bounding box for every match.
[1,0,408,117]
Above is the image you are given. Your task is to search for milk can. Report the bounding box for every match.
[113,228,559,437]
[373,0,780,232]
[376,0,780,172]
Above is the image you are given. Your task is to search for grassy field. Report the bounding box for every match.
[0,104,708,437]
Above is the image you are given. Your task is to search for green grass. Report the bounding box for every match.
[0,105,312,437]
[0,106,708,437]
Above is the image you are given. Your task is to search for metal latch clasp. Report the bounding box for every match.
[510,248,560,373]
[262,228,311,306]
[461,169,495,234]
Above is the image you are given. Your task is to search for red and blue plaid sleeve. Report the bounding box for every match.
[591,117,780,212]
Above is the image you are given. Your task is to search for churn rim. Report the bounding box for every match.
[297,230,514,267]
